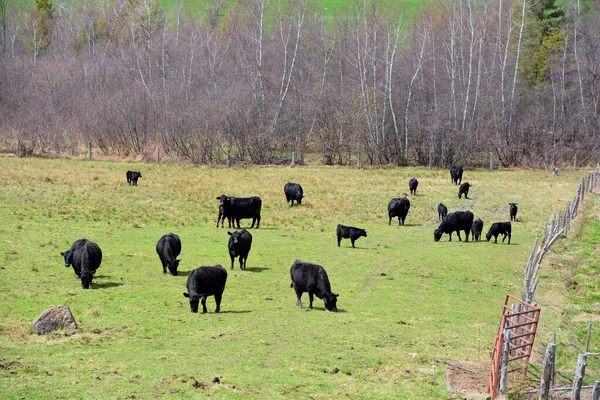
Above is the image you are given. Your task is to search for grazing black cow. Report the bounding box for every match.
[471,218,484,241]
[336,224,367,248]
[437,203,448,220]
[458,182,471,199]
[217,194,262,229]
[290,260,338,312]
[183,266,228,313]
[284,182,304,206]
[509,203,518,222]
[126,171,142,186]
[450,165,463,185]
[486,222,512,244]
[409,177,419,195]
[156,233,181,276]
[434,211,474,242]
[61,239,102,289]
[228,229,252,270]
[388,197,410,226]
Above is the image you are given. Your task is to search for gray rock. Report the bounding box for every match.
[31,305,77,334]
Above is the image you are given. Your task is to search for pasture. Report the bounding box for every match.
[0,157,598,399]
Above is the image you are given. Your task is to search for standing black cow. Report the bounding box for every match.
[126,171,142,186]
[61,239,102,289]
[290,260,338,312]
[183,266,228,313]
[216,202,227,228]
[156,233,181,276]
[228,229,252,270]
[217,194,262,229]
[486,222,512,244]
[450,165,463,185]
[409,177,419,195]
[509,203,518,222]
[437,203,448,220]
[388,197,410,226]
[434,211,474,242]
[471,218,484,241]
[284,182,304,206]
[336,224,367,248]
[458,182,471,199]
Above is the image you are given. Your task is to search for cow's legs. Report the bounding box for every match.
[308,292,314,310]
[507,233,511,244]
[201,296,208,313]
[230,255,235,270]
[337,236,341,247]
[255,215,261,229]
[456,231,462,241]
[464,229,470,242]
[388,216,392,225]
[448,232,453,242]
[351,239,356,248]
[239,256,245,270]
[214,293,222,313]
[294,288,303,308]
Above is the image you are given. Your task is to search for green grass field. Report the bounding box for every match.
[0,157,598,399]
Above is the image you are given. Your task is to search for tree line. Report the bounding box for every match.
[0,0,599,167]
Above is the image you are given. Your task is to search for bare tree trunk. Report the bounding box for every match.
[573,0,588,135]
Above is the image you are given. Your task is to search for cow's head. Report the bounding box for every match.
[183,292,202,313]
[81,270,94,289]
[323,293,339,312]
[361,230,367,238]
[486,231,492,242]
[217,194,229,206]
[61,250,73,267]
[433,229,443,242]
[168,259,181,276]
[509,202,517,209]
[137,171,142,178]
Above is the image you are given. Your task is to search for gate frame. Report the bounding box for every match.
[489,293,541,399]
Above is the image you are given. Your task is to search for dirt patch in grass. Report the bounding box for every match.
[445,361,489,399]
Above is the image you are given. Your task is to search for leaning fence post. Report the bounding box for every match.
[155,147,160,163]
[574,154,577,169]
[226,149,231,168]
[357,152,361,168]
[592,381,600,400]
[571,353,588,400]
[499,329,510,396]
[291,151,296,167]
[16,139,22,157]
[539,343,556,400]
[88,141,93,161]
[490,152,495,169]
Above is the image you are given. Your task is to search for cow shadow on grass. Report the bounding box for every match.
[173,270,193,277]
[217,310,252,314]
[93,281,124,289]
[243,267,269,273]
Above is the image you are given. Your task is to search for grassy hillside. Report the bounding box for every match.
[0,157,597,399]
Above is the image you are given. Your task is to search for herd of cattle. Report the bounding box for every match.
[59,166,518,314]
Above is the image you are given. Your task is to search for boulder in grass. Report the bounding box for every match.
[31,305,77,334]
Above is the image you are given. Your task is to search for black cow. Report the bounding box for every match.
[409,177,419,195]
[509,203,518,222]
[183,266,228,313]
[217,194,262,229]
[290,260,338,312]
[156,233,181,276]
[458,182,471,199]
[434,211,474,242]
[61,239,102,289]
[216,202,226,228]
[228,229,252,270]
[284,182,304,206]
[336,224,367,248]
[437,203,448,220]
[486,222,512,244]
[450,165,463,185]
[388,197,410,226]
[471,218,484,241]
[126,171,142,186]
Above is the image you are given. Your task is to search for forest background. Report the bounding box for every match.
[1,0,599,167]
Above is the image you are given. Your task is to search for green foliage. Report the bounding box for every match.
[0,158,597,398]
[31,0,54,55]
[521,0,566,87]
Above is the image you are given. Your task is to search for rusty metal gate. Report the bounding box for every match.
[488,293,541,399]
